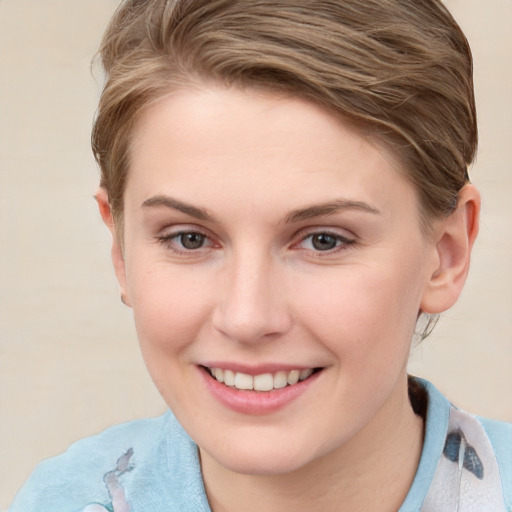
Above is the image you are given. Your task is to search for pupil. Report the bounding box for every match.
[312,233,337,251]
[181,233,204,249]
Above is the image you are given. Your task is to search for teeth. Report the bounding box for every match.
[287,370,300,385]
[208,367,317,391]
[299,368,313,381]
[214,368,224,383]
[224,369,235,387]
[253,373,273,392]
[273,371,288,389]
[234,372,253,390]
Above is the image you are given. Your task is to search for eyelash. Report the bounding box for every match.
[157,228,355,256]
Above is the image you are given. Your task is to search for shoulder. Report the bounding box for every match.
[8,412,209,512]
[478,415,512,506]
[416,378,512,511]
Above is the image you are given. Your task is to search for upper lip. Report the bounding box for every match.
[199,362,322,375]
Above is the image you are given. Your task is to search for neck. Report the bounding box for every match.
[200,376,425,512]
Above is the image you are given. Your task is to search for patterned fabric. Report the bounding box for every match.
[80,449,135,512]
[422,408,507,511]
[8,379,511,512]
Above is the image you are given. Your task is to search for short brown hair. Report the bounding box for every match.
[92,0,477,231]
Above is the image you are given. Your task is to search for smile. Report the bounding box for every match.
[207,367,317,392]
[200,365,324,414]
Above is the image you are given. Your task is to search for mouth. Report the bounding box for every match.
[203,366,323,392]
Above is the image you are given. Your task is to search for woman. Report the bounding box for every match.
[9,1,511,511]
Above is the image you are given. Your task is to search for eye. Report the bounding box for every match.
[178,232,206,250]
[297,231,355,253]
[157,229,213,253]
[309,233,339,251]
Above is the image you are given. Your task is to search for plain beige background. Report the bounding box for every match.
[1,0,511,509]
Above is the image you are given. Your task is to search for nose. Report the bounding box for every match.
[212,251,292,344]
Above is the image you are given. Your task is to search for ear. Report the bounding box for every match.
[95,187,131,308]
[420,184,480,314]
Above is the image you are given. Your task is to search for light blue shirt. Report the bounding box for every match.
[9,379,512,512]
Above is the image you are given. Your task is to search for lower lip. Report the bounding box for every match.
[199,367,322,415]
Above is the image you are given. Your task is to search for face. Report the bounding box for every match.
[110,86,443,475]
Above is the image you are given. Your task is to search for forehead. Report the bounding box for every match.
[126,85,419,221]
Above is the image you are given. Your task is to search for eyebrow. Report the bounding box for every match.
[284,199,380,223]
[142,195,216,222]
[142,195,380,224]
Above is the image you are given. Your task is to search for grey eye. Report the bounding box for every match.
[180,232,206,250]
[311,233,339,251]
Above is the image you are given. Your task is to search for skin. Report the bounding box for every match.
[97,85,480,512]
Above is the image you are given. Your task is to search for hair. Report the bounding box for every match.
[92,0,477,234]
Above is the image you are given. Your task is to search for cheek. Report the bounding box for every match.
[295,259,425,365]
[127,262,215,355]
[126,263,218,410]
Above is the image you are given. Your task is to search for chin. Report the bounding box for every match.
[213,454,310,477]
[200,434,325,477]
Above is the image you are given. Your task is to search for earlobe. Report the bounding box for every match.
[420,185,480,314]
[94,187,132,308]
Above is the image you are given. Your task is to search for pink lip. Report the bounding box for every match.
[199,361,315,375]
[199,366,322,415]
